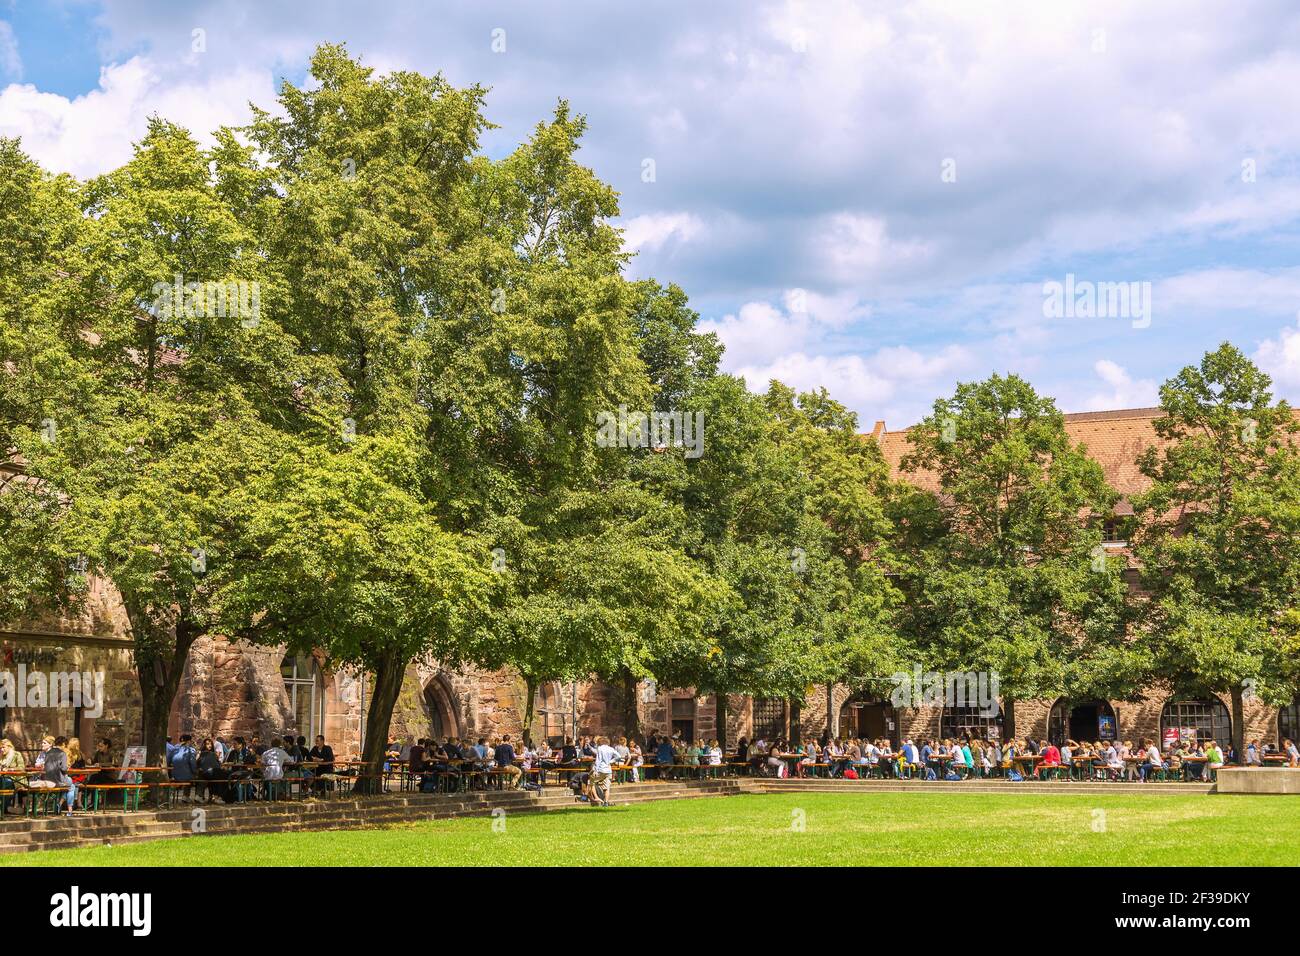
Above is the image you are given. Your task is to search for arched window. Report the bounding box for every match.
[1160,698,1230,751]
[1278,700,1300,746]
[941,705,1003,740]
[280,655,322,740]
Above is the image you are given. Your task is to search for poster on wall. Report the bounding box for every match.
[119,745,146,781]
[1098,715,1116,740]
[1181,726,1198,744]
[1162,727,1180,750]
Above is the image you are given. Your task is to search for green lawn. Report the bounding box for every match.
[5,792,1297,866]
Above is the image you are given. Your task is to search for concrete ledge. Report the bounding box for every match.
[1214,767,1300,794]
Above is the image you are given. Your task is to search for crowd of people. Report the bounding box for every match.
[743,733,1300,781]
[0,731,338,815]
[4,724,1299,817]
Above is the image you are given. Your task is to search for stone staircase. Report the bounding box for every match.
[0,779,746,855]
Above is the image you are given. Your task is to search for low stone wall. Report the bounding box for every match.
[1214,767,1300,794]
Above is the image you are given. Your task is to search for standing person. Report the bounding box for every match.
[588,736,620,807]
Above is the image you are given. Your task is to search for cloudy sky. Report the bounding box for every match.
[4,1,1300,427]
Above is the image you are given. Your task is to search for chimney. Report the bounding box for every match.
[869,420,886,441]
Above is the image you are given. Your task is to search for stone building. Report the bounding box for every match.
[3,406,1298,759]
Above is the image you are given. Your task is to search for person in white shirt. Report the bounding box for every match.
[705,739,723,766]
[1104,743,1122,773]
[259,737,292,797]
[949,740,966,768]
[588,736,620,807]
[1140,739,1162,782]
[1286,739,1300,767]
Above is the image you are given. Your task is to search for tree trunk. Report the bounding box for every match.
[622,671,640,743]
[790,699,802,742]
[133,612,199,768]
[826,682,836,740]
[522,676,537,746]
[1003,697,1017,742]
[716,692,728,751]
[1230,685,1245,763]
[355,649,407,794]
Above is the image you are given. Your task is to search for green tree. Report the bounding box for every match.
[763,383,903,736]
[217,437,499,790]
[1132,344,1300,756]
[0,139,92,624]
[893,374,1129,737]
[8,121,316,763]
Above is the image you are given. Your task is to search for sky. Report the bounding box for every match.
[4,0,1300,428]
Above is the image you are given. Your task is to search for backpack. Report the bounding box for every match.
[1007,770,1023,782]
[843,768,858,779]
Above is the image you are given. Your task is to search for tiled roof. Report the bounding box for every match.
[874,407,1162,501]
[872,405,1300,505]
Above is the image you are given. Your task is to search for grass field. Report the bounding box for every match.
[4,792,1297,866]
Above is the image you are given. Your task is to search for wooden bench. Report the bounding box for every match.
[83,783,146,811]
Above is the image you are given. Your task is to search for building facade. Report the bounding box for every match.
[3,407,1298,758]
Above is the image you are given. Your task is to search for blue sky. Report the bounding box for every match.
[4,0,1300,427]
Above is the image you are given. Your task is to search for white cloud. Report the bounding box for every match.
[700,299,810,367]
[0,20,19,80]
[733,343,973,424]
[619,212,704,253]
[1255,313,1300,389]
[0,56,276,179]
[1083,360,1159,410]
[815,212,935,283]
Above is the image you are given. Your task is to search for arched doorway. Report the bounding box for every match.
[423,673,462,741]
[838,693,899,747]
[1047,698,1117,745]
[535,682,569,744]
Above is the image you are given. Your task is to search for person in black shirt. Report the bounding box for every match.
[308,735,335,795]
[196,738,227,803]
[308,736,335,774]
[560,736,579,767]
